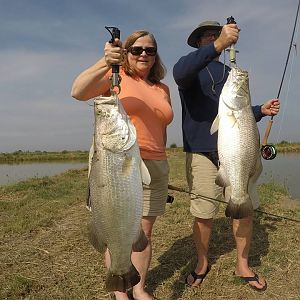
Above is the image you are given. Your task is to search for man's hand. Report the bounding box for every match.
[214,24,240,53]
[261,99,280,116]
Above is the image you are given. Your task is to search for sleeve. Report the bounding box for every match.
[252,105,265,122]
[173,43,220,89]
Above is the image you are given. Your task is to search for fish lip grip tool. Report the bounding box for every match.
[105,26,121,94]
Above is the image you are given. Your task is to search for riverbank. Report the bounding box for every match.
[1,142,300,162]
[0,150,88,162]
[0,149,299,299]
[275,142,300,153]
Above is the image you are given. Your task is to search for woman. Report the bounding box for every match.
[71,30,173,300]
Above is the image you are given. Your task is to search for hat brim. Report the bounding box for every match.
[187,25,222,48]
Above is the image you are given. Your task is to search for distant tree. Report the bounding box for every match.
[279,140,289,145]
[13,150,23,155]
[170,143,177,148]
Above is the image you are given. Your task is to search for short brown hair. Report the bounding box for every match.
[122,30,166,83]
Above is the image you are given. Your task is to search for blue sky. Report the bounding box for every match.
[1,0,299,152]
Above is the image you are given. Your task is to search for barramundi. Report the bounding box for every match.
[211,66,262,219]
[88,94,150,292]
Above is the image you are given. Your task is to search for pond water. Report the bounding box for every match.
[258,153,300,199]
[0,161,87,186]
[0,153,299,199]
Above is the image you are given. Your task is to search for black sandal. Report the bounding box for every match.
[185,266,210,287]
[236,273,267,292]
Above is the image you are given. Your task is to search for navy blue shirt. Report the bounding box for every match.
[173,42,264,153]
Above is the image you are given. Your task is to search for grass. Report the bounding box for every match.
[1,142,300,163]
[275,142,300,153]
[0,150,88,163]
[0,149,299,299]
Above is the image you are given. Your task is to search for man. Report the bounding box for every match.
[173,20,280,291]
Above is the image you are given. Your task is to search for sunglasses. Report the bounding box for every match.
[201,30,220,38]
[128,46,157,56]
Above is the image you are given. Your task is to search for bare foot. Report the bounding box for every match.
[132,288,154,300]
[113,291,130,300]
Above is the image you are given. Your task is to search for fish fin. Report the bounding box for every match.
[87,221,106,253]
[226,112,238,128]
[225,196,253,219]
[106,264,140,292]
[215,165,230,187]
[210,115,219,135]
[132,229,148,252]
[140,160,151,185]
[122,155,133,176]
[224,186,231,202]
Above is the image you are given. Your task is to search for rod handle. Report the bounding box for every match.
[262,119,273,146]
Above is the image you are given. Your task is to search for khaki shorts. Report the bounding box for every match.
[142,159,169,217]
[186,152,223,219]
[186,153,260,219]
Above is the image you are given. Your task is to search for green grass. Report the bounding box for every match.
[0,150,88,162]
[1,143,300,163]
[0,169,88,234]
[0,149,299,299]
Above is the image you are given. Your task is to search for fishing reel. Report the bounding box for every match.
[261,118,277,160]
[105,26,121,93]
[261,144,277,160]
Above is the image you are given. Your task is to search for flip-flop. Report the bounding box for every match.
[185,266,210,287]
[235,272,267,292]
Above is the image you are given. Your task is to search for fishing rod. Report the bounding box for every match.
[168,184,300,223]
[261,0,300,160]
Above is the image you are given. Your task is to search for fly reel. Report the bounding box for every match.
[261,144,277,160]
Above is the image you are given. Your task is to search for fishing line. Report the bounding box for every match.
[261,0,300,159]
[275,2,299,105]
[276,42,298,144]
[168,184,300,223]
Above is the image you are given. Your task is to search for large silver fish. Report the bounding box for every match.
[211,66,262,219]
[88,94,150,292]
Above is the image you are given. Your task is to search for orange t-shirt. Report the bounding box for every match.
[106,70,173,160]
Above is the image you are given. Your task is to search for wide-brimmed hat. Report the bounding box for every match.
[187,20,222,48]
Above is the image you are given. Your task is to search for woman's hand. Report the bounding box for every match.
[104,39,123,67]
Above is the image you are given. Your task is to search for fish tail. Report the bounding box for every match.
[87,221,106,253]
[132,229,148,252]
[106,264,140,292]
[225,197,253,219]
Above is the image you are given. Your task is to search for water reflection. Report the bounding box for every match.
[259,153,300,199]
[0,161,87,186]
[0,153,299,199]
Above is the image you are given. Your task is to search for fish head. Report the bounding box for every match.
[221,67,250,111]
[94,95,136,152]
